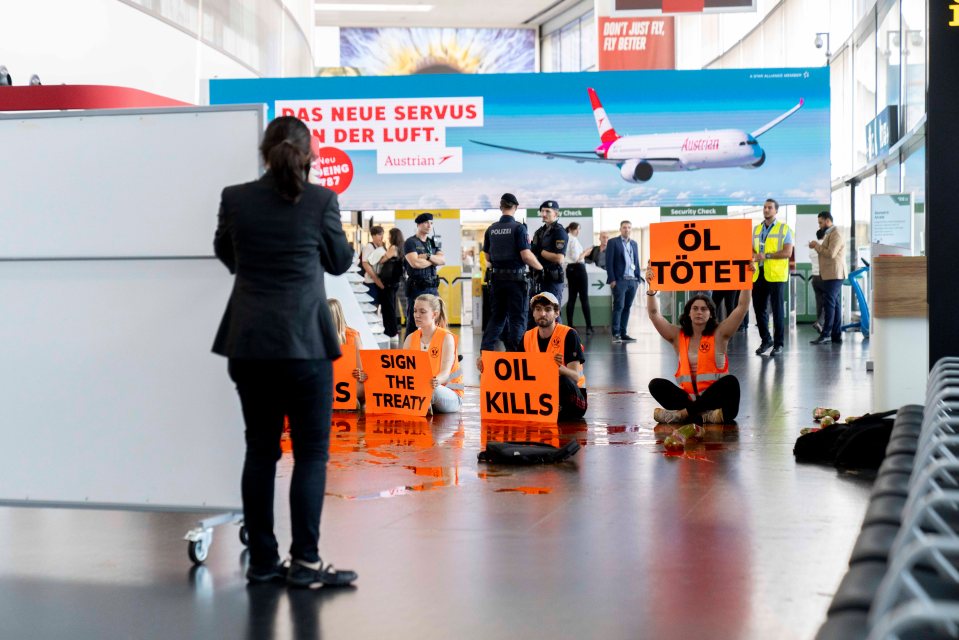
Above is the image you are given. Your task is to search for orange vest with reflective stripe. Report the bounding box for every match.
[523,324,586,388]
[675,333,728,399]
[409,327,464,397]
[344,327,359,354]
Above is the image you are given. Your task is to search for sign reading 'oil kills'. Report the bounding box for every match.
[480,352,559,423]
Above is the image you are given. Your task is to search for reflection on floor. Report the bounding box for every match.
[0,321,876,640]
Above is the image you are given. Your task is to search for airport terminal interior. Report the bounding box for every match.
[0,0,951,639]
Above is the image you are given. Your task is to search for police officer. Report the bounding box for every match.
[481,193,544,352]
[530,199,569,325]
[403,212,445,336]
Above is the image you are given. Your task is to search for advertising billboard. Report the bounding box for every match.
[209,67,829,210]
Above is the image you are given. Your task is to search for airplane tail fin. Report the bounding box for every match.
[587,88,620,146]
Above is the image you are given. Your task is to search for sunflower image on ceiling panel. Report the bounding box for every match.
[340,28,536,75]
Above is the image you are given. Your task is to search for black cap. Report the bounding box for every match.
[500,193,519,207]
[539,200,559,211]
[414,212,434,224]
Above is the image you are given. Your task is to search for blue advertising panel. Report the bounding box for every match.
[209,68,829,210]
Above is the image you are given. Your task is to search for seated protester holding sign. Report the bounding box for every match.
[328,298,365,406]
[403,294,463,413]
[644,263,753,424]
[524,291,588,420]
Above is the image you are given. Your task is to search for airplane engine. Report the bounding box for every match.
[620,159,654,182]
[748,151,766,168]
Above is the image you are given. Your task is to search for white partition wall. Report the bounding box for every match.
[0,106,265,511]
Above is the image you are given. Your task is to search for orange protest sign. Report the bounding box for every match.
[332,343,358,410]
[480,351,560,423]
[359,350,433,417]
[649,218,753,290]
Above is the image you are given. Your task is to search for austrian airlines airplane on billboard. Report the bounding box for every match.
[473,88,803,183]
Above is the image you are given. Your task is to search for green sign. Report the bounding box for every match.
[526,208,593,218]
[797,204,829,215]
[660,206,727,217]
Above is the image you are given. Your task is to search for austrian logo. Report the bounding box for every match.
[681,137,720,152]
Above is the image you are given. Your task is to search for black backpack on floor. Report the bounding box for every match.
[793,410,898,470]
[478,440,581,465]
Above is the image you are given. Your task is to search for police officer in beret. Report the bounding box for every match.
[481,193,544,352]
[530,199,569,324]
[403,212,445,336]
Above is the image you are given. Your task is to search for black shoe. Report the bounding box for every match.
[755,340,773,355]
[287,559,358,589]
[247,560,289,584]
[831,336,843,344]
[586,327,595,335]
[810,336,831,345]
[770,345,784,355]
[620,334,637,342]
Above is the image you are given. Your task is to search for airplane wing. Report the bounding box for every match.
[750,98,804,138]
[470,140,621,164]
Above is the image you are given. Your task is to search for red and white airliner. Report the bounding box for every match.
[472,88,804,183]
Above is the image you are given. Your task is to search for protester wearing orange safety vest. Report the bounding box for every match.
[403,294,463,413]
[644,262,754,425]
[329,298,365,408]
[523,291,587,420]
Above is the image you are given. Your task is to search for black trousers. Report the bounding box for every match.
[752,274,786,348]
[648,375,740,421]
[558,376,588,420]
[380,285,400,338]
[228,358,333,569]
[565,263,592,329]
[481,278,528,351]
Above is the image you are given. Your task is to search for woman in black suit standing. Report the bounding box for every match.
[213,116,357,588]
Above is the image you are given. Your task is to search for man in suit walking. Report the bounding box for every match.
[606,220,641,343]
[808,211,847,344]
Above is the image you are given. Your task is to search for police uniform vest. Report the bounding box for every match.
[532,222,566,284]
[674,333,728,400]
[523,324,586,388]
[406,235,438,283]
[488,217,526,270]
[409,327,464,397]
[752,221,790,283]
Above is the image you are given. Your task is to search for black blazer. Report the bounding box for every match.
[211,173,353,360]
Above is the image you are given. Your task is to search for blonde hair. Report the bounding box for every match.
[415,294,447,329]
[328,298,347,344]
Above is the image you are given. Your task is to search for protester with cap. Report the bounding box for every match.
[530,200,568,325]
[480,193,544,352]
[523,291,588,420]
[403,212,445,336]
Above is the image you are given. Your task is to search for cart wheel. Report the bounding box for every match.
[239,526,249,546]
[189,537,209,565]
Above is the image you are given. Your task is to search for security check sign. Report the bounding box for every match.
[649,218,753,290]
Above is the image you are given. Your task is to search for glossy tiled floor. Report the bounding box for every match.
[0,316,877,640]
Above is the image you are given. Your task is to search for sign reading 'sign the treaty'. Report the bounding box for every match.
[480,352,559,423]
[359,350,433,417]
[649,218,753,290]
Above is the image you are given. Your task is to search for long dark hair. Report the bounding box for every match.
[260,116,312,203]
[679,294,718,336]
[389,227,404,248]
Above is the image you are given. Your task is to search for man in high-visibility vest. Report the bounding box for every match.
[524,292,588,420]
[752,198,794,355]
